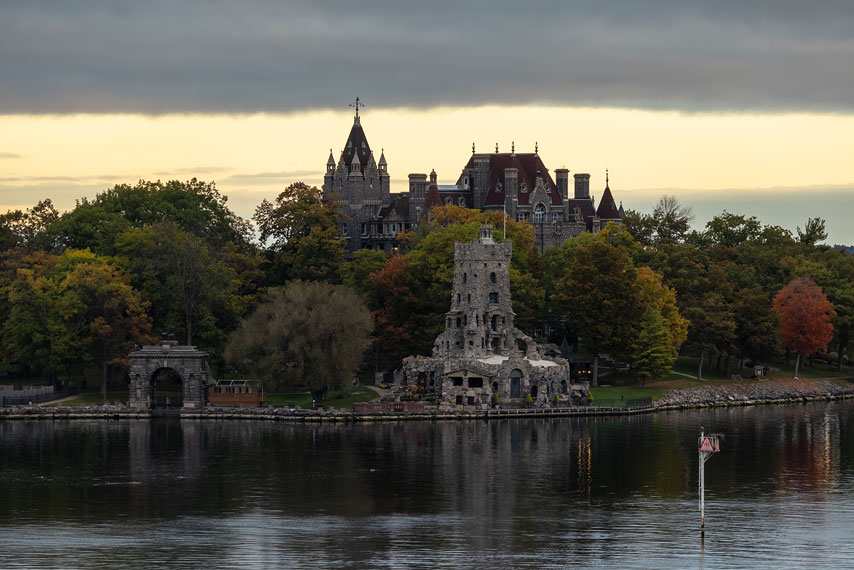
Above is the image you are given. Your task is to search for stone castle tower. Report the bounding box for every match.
[322,101,391,251]
[433,225,523,358]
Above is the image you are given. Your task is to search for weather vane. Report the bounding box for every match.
[349,97,364,118]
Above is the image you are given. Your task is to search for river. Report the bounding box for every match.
[2,401,853,569]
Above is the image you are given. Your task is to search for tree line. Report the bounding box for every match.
[0,180,848,400]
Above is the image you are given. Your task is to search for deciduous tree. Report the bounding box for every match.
[224,281,373,406]
[772,276,835,378]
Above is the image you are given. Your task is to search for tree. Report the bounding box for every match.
[552,238,642,386]
[253,182,345,284]
[224,281,373,406]
[60,254,155,400]
[772,276,835,378]
[633,305,675,386]
[0,199,59,251]
[797,217,828,247]
[47,179,252,255]
[651,195,694,244]
[2,250,153,393]
[114,222,255,356]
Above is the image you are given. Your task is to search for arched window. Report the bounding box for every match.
[534,203,545,223]
[490,272,496,283]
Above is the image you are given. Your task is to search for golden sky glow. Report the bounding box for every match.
[1,106,853,242]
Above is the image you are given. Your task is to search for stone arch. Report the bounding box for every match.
[128,341,213,410]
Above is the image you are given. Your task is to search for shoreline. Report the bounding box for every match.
[2,379,854,422]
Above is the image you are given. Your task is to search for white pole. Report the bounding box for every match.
[700,429,705,529]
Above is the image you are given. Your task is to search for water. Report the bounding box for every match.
[2,402,854,568]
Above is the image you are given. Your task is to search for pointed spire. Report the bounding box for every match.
[327,148,335,166]
[472,142,476,154]
[378,148,387,166]
[349,97,363,124]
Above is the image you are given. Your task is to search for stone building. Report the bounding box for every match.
[394,226,588,409]
[323,109,624,255]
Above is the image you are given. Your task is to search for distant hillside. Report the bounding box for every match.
[832,245,854,254]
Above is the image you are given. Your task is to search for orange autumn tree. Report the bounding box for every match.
[772,277,835,378]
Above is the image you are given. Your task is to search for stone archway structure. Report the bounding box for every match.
[128,340,213,410]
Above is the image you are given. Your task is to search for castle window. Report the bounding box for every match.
[534,204,545,223]
[518,212,528,221]
[467,396,475,405]
[520,182,527,193]
[456,318,461,327]
[458,197,465,206]
[453,377,463,386]
[445,197,453,205]
[342,224,349,236]
[463,315,467,326]
[463,273,467,283]
[457,294,460,303]
[464,177,469,189]
[456,395,463,405]
[490,272,496,283]
[361,223,368,235]
[495,182,502,193]
[469,378,483,388]
[552,212,562,222]
[489,292,498,304]
[545,183,551,193]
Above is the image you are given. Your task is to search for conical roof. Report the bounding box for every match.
[596,183,621,220]
[341,117,372,171]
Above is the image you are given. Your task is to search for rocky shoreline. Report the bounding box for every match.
[654,378,854,409]
[2,378,853,421]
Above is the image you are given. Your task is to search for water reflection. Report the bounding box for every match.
[2,402,854,568]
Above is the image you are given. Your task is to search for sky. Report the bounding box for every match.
[2,0,853,244]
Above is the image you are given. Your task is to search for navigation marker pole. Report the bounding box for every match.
[698,427,720,534]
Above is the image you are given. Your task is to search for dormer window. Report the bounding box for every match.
[495,182,502,193]
[458,196,465,206]
[520,182,527,193]
[445,197,453,205]
[534,203,545,223]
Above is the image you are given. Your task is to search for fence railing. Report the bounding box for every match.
[1,386,78,406]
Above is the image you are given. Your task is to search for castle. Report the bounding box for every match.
[323,106,624,253]
[394,225,587,408]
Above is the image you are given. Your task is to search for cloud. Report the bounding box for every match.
[2,1,854,114]
[0,152,23,159]
[222,170,321,184]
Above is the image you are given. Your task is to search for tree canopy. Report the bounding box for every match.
[224,281,373,405]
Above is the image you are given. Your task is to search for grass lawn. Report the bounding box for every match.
[266,386,379,409]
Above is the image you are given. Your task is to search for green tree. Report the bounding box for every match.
[114,222,256,358]
[2,250,153,392]
[224,281,373,406]
[797,217,828,247]
[552,237,642,386]
[632,305,675,386]
[253,182,345,284]
[0,199,59,251]
[47,179,252,255]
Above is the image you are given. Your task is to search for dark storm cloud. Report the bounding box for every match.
[2,0,853,114]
